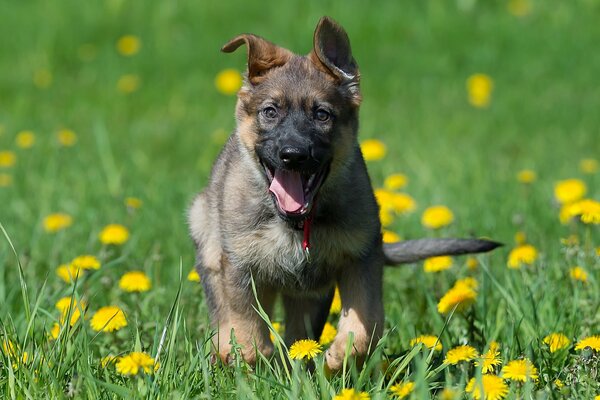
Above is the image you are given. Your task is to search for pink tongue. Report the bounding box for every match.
[269,169,305,213]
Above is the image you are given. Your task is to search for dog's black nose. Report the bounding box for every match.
[279,146,309,167]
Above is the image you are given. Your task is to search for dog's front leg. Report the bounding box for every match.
[325,257,384,371]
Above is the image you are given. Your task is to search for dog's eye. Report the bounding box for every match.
[315,109,331,122]
[262,107,278,119]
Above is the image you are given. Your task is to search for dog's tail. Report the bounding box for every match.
[383,238,502,266]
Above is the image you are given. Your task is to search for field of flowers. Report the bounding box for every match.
[0,1,599,399]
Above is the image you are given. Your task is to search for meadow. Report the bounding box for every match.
[0,0,599,398]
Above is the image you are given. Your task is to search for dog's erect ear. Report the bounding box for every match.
[309,16,361,104]
[222,34,293,85]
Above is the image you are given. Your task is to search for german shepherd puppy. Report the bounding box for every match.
[188,16,499,371]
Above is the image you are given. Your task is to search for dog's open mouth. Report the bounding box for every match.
[262,163,329,219]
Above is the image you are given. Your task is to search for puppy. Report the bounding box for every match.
[188,16,499,371]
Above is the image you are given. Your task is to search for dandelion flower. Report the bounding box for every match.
[579,158,598,174]
[575,335,600,351]
[567,199,600,225]
[444,345,478,365]
[119,271,151,292]
[125,197,142,209]
[215,68,242,95]
[391,193,416,214]
[101,354,117,368]
[71,255,101,270]
[117,74,141,94]
[423,256,453,273]
[49,323,61,340]
[334,388,369,400]
[187,269,200,282]
[330,287,341,314]
[319,322,337,345]
[116,35,141,56]
[554,179,586,204]
[43,213,73,233]
[476,341,502,373]
[16,130,35,148]
[543,333,570,353]
[0,151,16,167]
[507,244,537,269]
[516,169,536,184]
[439,388,460,400]
[501,358,538,382]
[554,379,564,388]
[466,73,493,108]
[390,381,414,398]
[0,173,12,187]
[384,173,408,190]
[437,281,477,315]
[455,277,479,290]
[99,224,130,245]
[465,375,508,400]
[466,257,478,270]
[360,139,386,161]
[55,297,86,326]
[269,321,283,343]
[288,339,322,360]
[56,263,82,283]
[421,205,454,229]
[379,208,394,227]
[90,306,127,332]
[382,230,401,243]
[33,69,53,88]
[569,266,588,283]
[56,129,77,147]
[410,335,442,351]
[116,352,157,375]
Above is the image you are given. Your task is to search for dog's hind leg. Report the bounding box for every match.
[282,288,335,346]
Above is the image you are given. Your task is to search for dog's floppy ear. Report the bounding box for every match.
[310,16,361,105]
[222,34,293,85]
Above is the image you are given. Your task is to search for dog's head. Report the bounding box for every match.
[223,17,361,221]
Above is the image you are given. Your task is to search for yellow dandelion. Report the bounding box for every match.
[390,381,414,398]
[543,333,570,353]
[49,323,61,340]
[444,345,478,365]
[466,257,479,270]
[501,359,538,382]
[269,321,283,342]
[382,230,401,243]
[554,179,587,204]
[117,74,141,94]
[33,69,53,89]
[476,341,502,373]
[554,379,564,388]
[0,173,12,187]
[319,322,337,345]
[391,193,416,214]
[374,189,394,208]
[360,139,386,161]
[379,207,394,227]
[514,231,527,245]
[423,256,453,273]
[410,335,442,351]
[125,197,142,209]
[116,352,157,375]
[99,224,130,245]
[421,205,454,229]
[439,388,460,400]
[78,43,97,62]
[516,169,536,184]
[334,388,370,400]
[43,213,73,233]
[56,129,77,147]
[575,335,600,351]
[507,0,532,17]
[90,306,127,332]
[215,68,242,95]
[384,173,408,190]
[119,271,151,292]
[569,266,588,283]
[0,151,16,167]
[455,277,479,290]
[466,73,493,108]
[187,269,200,282]
[56,263,82,283]
[567,199,600,225]
[330,287,342,314]
[55,297,86,326]
[116,35,141,56]
[101,355,117,368]
[71,255,101,270]
[507,244,538,269]
[16,130,35,149]
[465,375,508,400]
[580,158,598,174]
[288,339,322,360]
[2,339,17,357]
[437,281,477,315]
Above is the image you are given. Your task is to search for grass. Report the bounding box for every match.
[0,0,599,398]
